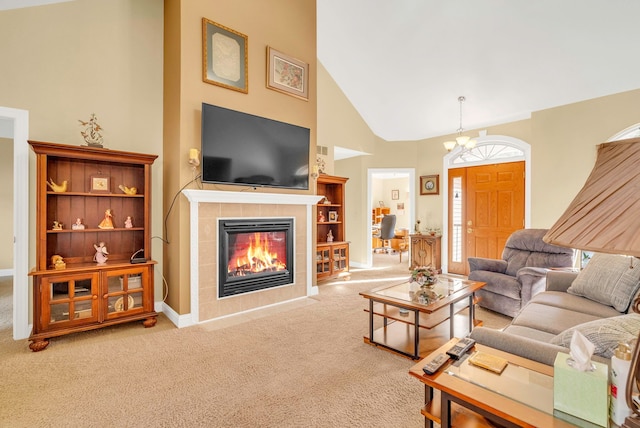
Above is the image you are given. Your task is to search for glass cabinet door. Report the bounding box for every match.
[41,273,100,329]
[316,246,331,275]
[103,267,147,319]
[332,245,348,273]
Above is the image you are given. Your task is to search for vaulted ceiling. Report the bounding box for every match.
[4,1,640,143]
[318,1,640,141]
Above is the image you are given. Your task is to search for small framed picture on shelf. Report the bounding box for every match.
[90,175,110,193]
[328,211,338,222]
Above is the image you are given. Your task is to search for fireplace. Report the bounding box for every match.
[218,218,294,298]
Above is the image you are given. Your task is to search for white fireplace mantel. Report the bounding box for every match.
[181,189,323,327]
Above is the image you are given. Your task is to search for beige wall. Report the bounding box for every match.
[0,138,13,270]
[163,0,317,314]
[3,0,639,317]
[333,88,640,266]
[0,0,164,292]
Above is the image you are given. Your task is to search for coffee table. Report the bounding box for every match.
[409,339,585,428]
[359,277,485,359]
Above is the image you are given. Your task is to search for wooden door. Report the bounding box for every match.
[448,161,525,275]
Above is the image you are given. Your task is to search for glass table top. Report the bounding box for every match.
[445,352,554,414]
[372,276,474,305]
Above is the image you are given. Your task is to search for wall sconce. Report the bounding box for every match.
[188,148,200,169]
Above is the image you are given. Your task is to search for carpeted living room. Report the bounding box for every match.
[0,255,511,427]
[3,1,640,427]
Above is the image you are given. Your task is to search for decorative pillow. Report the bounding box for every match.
[567,253,640,312]
[549,313,640,358]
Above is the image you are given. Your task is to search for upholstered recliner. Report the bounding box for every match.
[468,229,575,317]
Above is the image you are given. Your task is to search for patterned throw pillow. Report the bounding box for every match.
[550,313,640,358]
[567,253,640,312]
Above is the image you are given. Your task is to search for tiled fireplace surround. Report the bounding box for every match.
[182,190,322,325]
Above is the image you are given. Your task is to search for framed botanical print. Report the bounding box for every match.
[266,46,309,100]
[420,175,439,195]
[391,189,399,200]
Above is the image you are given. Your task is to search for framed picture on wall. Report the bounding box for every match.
[420,175,439,195]
[391,189,399,200]
[202,18,248,93]
[266,46,309,100]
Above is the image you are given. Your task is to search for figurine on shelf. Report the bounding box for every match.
[72,218,85,230]
[327,229,334,242]
[318,211,326,222]
[124,216,133,228]
[52,220,63,230]
[46,178,68,193]
[118,184,138,195]
[79,113,104,148]
[93,241,109,264]
[414,220,422,234]
[98,208,114,229]
[51,255,66,270]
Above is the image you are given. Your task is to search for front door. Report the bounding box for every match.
[448,161,525,275]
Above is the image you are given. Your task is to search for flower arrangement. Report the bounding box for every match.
[410,266,438,286]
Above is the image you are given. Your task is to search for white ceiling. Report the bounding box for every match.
[4,1,640,143]
[318,0,640,141]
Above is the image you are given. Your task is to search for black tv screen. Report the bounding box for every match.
[201,103,310,190]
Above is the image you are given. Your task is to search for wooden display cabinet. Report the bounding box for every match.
[28,141,158,351]
[315,174,349,280]
[409,234,442,271]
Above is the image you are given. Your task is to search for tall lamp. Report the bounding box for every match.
[543,137,640,419]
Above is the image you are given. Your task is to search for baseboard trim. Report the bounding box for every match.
[0,268,14,277]
[160,302,195,328]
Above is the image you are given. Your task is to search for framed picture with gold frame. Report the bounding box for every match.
[266,46,309,100]
[202,18,248,93]
[90,175,110,193]
[420,175,439,195]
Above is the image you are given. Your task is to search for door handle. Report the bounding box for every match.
[467,228,473,234]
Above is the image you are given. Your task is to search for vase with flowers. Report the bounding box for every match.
[410,266,438,287]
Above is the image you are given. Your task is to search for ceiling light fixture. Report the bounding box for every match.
[443,96,477,152]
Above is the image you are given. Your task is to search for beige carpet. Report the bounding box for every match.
[0,256,510,427]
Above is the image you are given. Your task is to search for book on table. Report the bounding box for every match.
[468,351,508,374]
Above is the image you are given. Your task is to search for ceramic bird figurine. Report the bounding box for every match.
[46,178,68,193]
[118,184,138,195]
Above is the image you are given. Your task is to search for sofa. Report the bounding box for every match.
[470,253,640,366]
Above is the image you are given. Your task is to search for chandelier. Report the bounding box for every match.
[443,96,477,151]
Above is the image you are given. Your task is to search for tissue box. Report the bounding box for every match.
[553,352,609,427]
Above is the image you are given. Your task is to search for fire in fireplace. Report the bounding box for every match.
[218,218,294,298]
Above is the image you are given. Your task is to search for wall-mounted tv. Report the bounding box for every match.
[201,103,310,190]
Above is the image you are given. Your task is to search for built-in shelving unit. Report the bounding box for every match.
[315,174,349,280]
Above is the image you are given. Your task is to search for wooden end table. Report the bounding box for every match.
[359,277,485,359]
[409,339,590,428]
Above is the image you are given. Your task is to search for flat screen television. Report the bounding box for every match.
[201,103,310,190]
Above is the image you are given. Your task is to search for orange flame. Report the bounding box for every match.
[229,233,286,276]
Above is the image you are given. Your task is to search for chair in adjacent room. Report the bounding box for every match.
[374,214,396,254]
[468,228,575,317]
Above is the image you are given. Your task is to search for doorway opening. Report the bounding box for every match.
[0,106,30,340]
[367,168,415,269]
